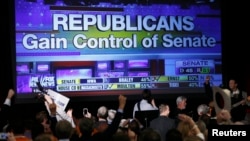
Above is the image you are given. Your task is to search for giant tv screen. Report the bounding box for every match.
[14,0,222,101]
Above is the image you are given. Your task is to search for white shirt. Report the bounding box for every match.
[4,98,11,106]
[133,99,158,118]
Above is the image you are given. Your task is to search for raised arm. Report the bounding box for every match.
[0,89,15,130]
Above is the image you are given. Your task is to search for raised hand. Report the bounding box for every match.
[7,89,15,99]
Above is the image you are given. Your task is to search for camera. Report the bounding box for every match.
[83,108,88,115]
[0,132,7,140]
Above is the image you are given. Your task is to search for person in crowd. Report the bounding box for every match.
[34,133,58,141]
[165,128,183,141]
[203,76,214,106]
[215,109,233,125]
[117,118,129,133]
[196,104,217,127]
[111,132,130,141]
[132,89,158,118]
[183,136,203,141]
[139,127,161,141]
[0,89,15,131]
[204,76,250,122]
[169,96,189,125]
[68,107,86,141]
[197,104,210,118]
[92,106,109,136]
[107,109,117,125]
[195,120,207,141]
[228,78,250,122]
[6,118,33,141]
[150,103,176,141]
[97,106,109,122]
[203,76,217,117]
[35,110,54,134]
[31,121,46,140]
[127,119,141,141]
[71,95,127,141]
[44,94,75,128]
[74,117,94,141]
[55,119,74,141]
[177,114,205,141]
[91,95,127,141]
[243,96,250,124]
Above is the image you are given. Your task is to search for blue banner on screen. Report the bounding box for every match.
[15,0,222,98]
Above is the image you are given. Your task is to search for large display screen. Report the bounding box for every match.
[15,0,222,100]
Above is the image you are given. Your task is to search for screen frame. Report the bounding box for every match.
[11,0,223,103]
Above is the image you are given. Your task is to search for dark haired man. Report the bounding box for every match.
[228,79,250,122]
[204,77,250,123]
[150,104,176,141]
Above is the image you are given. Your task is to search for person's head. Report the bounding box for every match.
[34,133,58,141]
[128,119,141,140]
[142,89,152,103]
[107,109,116,124]
[97,106,108,120]
[229,79,238,91]
[111,132,130,141]
[31,122,45,140]
[166,128,183,141]
[177,120,198,138]
[139,127,161,141]
[216,109,232,125]
[35,111,52,133]
[176,121,190,138]
[55,120,73,139]
[176,96,187,110]
[8,119,26,135]
[159,104,170,116]
[197,104,210,116]
[71,107,84,126]
[195,120,207,137]
[78,117,94,138]
[35,111,49,124]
